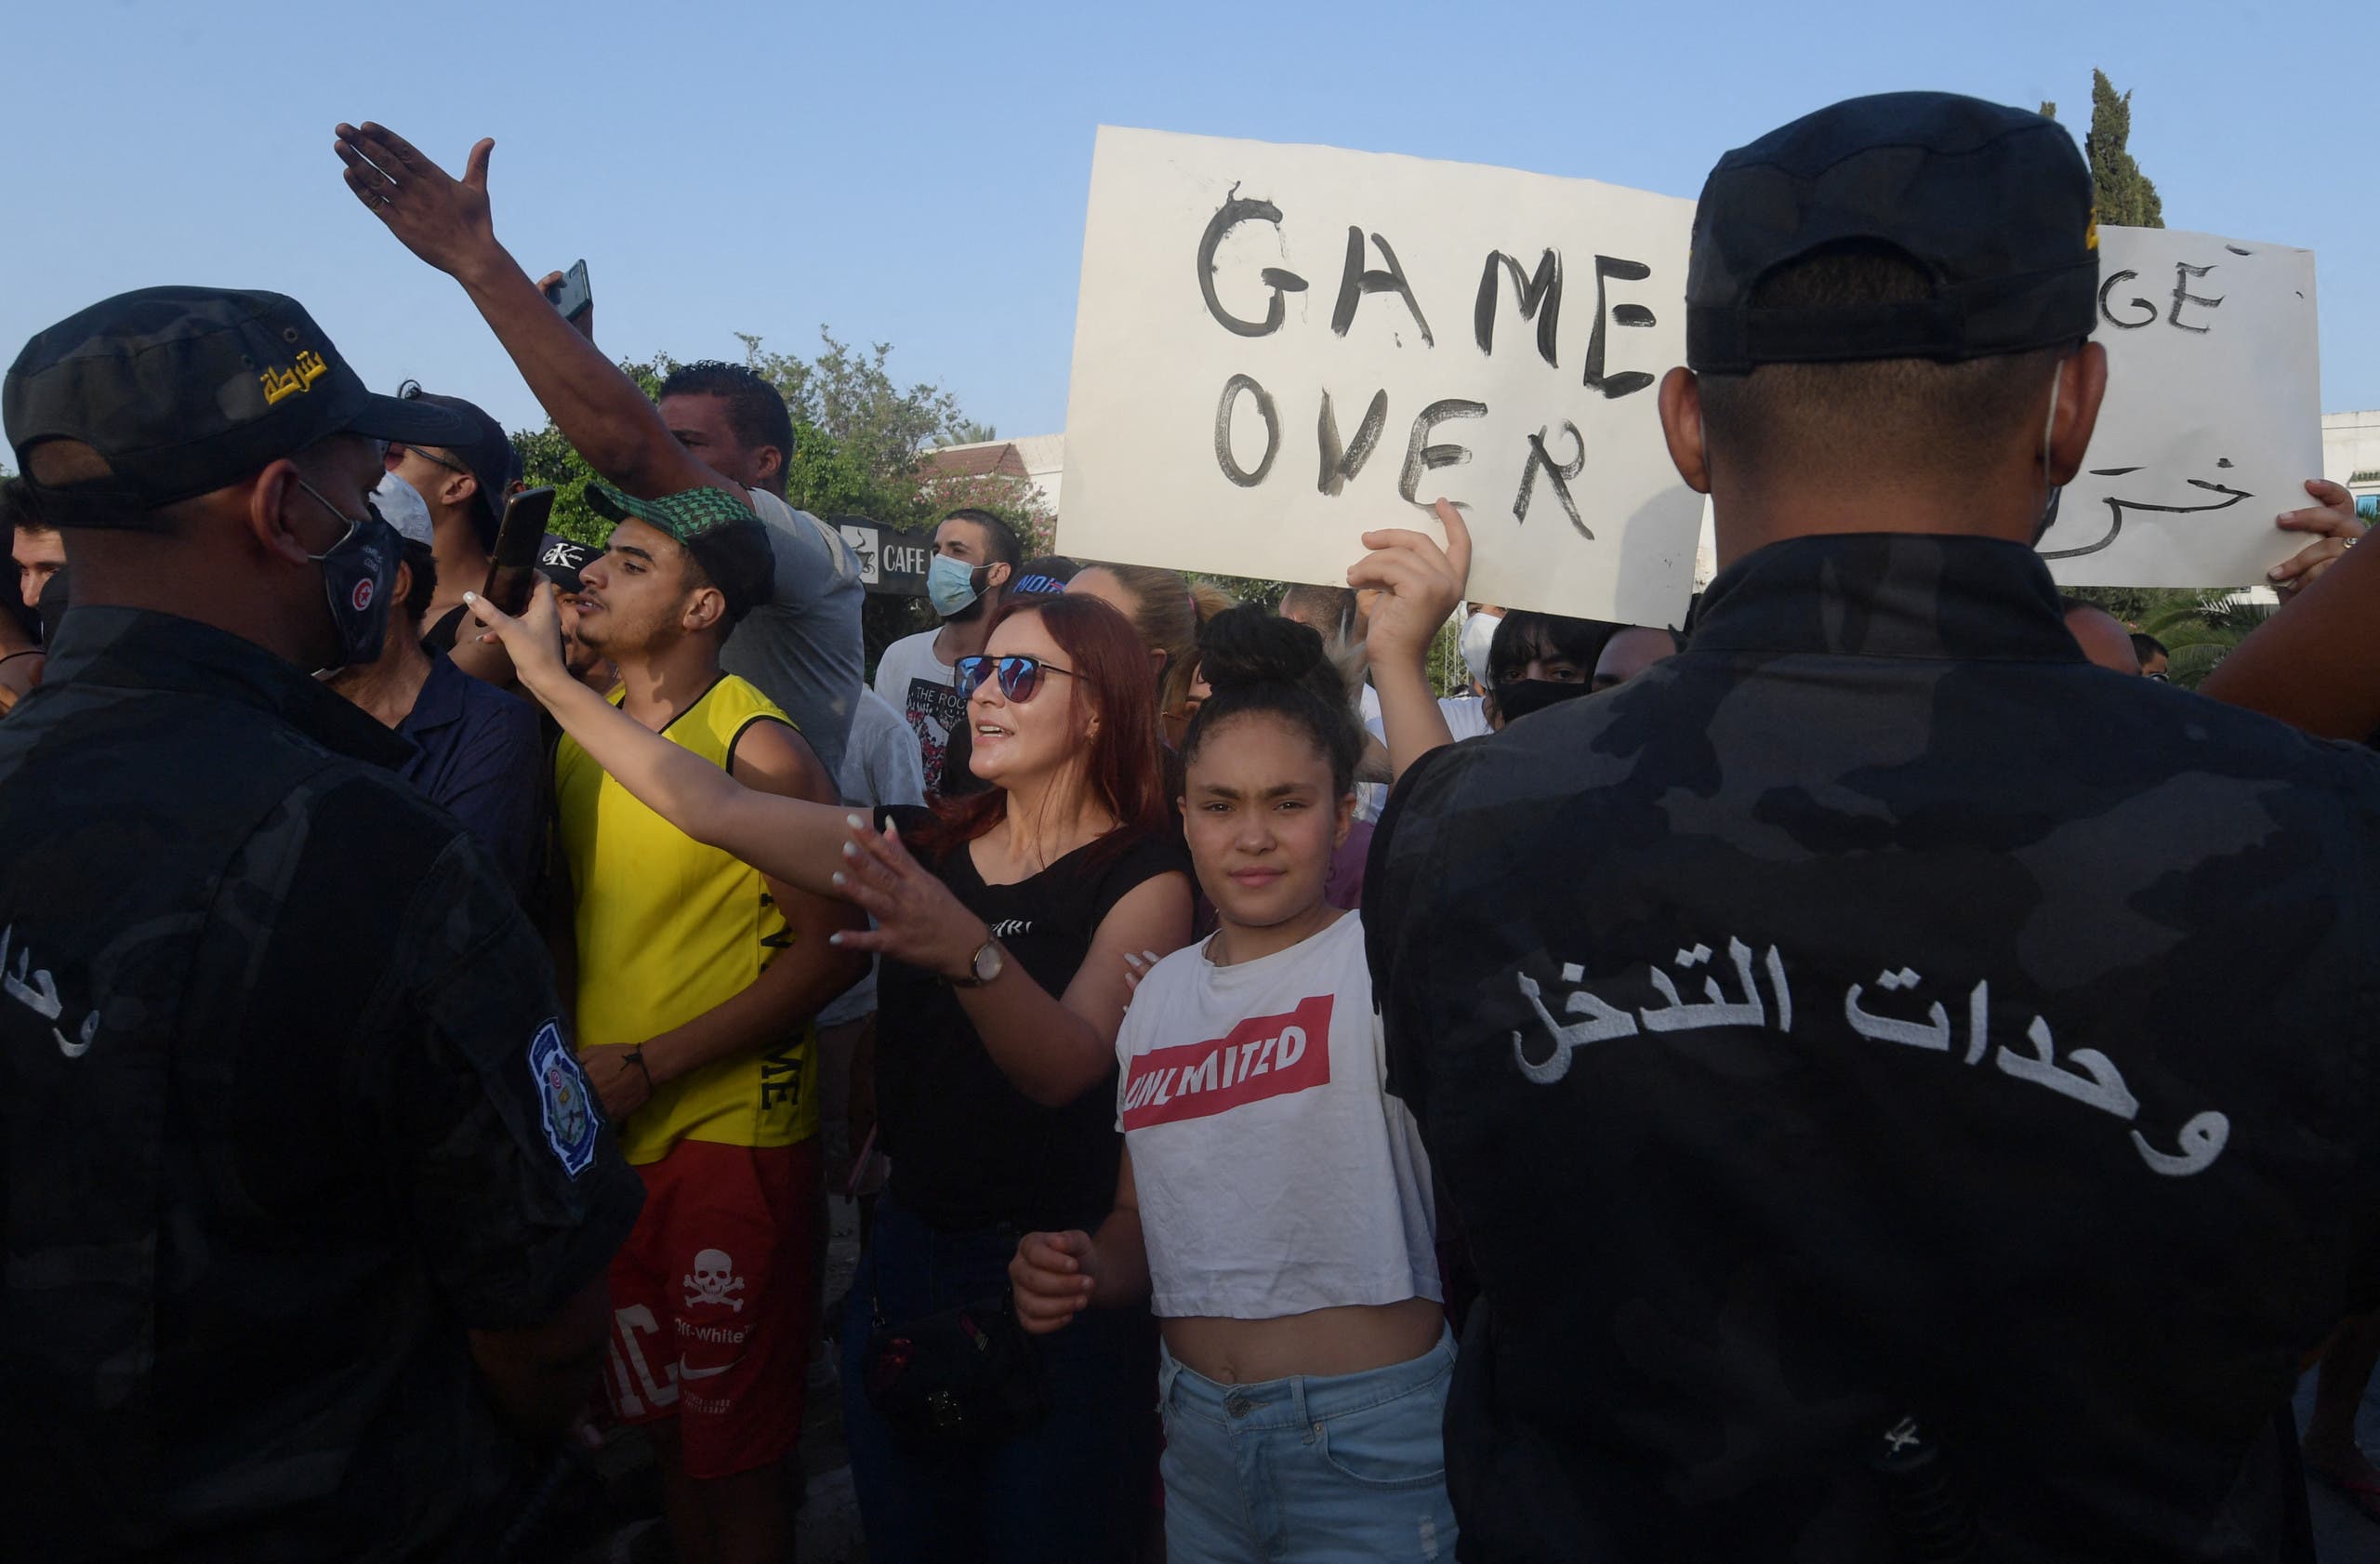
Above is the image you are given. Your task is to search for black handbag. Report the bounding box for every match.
[861,1292,1051,1452]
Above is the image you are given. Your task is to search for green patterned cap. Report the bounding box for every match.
[585,480,775,623]
[585,480,760,542]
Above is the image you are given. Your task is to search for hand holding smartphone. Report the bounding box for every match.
[542,259,591,322]
[480,486,557,617]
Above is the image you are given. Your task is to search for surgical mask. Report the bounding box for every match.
[1491,677,1594,724]
[298,479,401,669]
[1460,610,1499,691]
[927,553,987,618]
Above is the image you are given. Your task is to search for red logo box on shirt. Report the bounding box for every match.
[1120,994,1334,1131]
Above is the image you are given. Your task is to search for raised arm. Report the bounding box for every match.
[332,124,729,504]
[1349,497,1467,779]
[466,584,850,892]
[2201,480,2378,738]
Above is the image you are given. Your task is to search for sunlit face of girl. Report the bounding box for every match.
[1182,711,1351,934]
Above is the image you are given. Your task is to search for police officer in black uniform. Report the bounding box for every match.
[0,287,644,1560]
[1367,94,2380,1562]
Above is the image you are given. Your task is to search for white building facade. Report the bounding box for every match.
[2323,410,2380,521]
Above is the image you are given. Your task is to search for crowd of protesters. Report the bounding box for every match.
[5,87,2380,1564]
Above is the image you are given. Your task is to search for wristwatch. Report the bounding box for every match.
[950,936,1006,988]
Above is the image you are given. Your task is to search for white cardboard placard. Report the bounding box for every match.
[2044,227,2320,588]
[1060,126,1703,625]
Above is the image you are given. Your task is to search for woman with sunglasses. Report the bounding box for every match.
[465,584,1194,1564]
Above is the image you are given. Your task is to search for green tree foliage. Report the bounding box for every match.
[736,329,963,483]
[2087,70,2163,229]
[2067,585,2268,690]
[2133,590,2268,688]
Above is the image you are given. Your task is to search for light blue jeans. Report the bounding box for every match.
[1157,1327,1459,1564]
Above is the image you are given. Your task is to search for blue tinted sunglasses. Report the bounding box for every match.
[956,654,1080,703]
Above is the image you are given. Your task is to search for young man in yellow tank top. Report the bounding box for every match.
[552,483,865,1564]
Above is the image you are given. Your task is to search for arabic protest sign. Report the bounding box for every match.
[2042,227,2320,588]
[1060,127,1704,625]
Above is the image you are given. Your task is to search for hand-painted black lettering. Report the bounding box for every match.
[1333,228,1435,347]
[2097,270,2156,328]
[1513,421,1589,537]
[1316,389,1391,497]
[2041,477,2254,560]
[1396,399,1487,509]
[1214,374,1280,487]
[1474,249,1562,366]
[1583,256,1656,398]
[2167,262,2223,334]
[1197,186,1309,338]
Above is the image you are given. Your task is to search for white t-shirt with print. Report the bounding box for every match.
[1115,910,1438,1321]
[871,630,963,795]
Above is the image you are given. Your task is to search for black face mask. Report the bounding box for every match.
[298,480,401,669]
[1492,677,1595,724]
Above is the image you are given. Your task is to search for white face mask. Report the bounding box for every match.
[1460,610,1499,692]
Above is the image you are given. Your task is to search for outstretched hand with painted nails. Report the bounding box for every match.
[826,815,991,981]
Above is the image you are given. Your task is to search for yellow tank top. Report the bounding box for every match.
[556,674,820,1164]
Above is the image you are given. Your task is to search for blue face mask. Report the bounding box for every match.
[927,553,987,618]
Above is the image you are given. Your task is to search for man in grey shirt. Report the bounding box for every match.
[654,361,863,779]
[518,269,865,777]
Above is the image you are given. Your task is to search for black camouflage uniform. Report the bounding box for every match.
[0,288,644,1561]
[1366,96,2378,1563]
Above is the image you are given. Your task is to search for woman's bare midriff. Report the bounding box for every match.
[1161,1296,1445,1385]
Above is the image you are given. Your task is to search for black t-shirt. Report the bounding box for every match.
[423,600,469,655]
[1368,535,2380,1564]
[874,804,1187,1233]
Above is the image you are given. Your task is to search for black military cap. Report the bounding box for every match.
[4,286,471,515]
[535,533,597,594]
[1008,554,1080,601]
[394,382,522,541]
[1686,91,2098,374]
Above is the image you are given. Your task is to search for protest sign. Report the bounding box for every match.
[2043,227,2320,588]
[1060,127,1704,625]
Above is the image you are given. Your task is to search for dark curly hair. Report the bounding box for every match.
[1182,604,1364,797]
[655,362,797,496]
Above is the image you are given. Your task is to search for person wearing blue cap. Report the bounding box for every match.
[327,471,549,899]
[1366,92,2380,1561]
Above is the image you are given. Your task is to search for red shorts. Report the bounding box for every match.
[602,1138,820,1478]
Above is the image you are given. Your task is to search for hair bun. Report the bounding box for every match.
[1197,603,1344,704]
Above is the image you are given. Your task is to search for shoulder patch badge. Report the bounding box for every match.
[531,1019,599,1178]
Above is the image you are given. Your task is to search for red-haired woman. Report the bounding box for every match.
[468,586,1193,1564]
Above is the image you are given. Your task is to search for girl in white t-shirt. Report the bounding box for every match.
[1010,605,1454,1563]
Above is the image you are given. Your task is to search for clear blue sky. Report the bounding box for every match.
[5,0,2373,446]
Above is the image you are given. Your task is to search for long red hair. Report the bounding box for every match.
[908,593,1170,865]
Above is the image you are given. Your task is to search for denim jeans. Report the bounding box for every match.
[839,1195,1157,1564]
[1158,1328,1459,1564]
